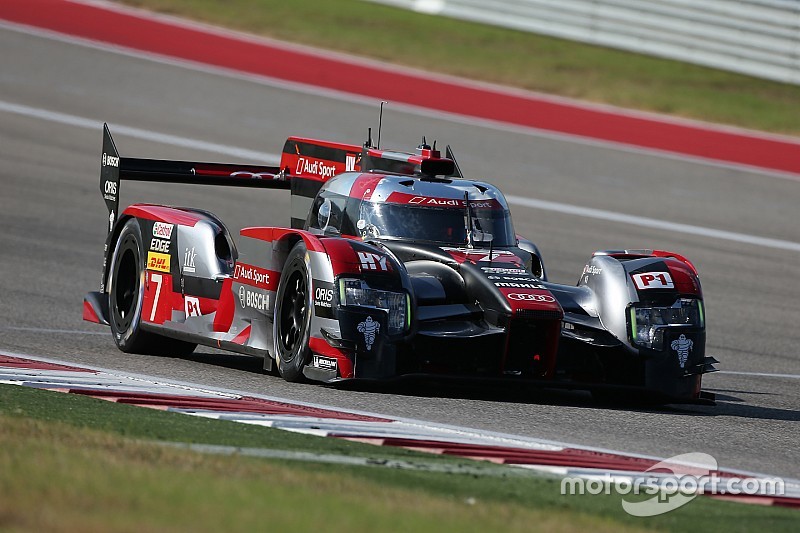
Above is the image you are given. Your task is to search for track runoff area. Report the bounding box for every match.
[2,352,798,513]
[2,0,800,516]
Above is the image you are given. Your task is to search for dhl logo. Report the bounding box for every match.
[147,251,170,273]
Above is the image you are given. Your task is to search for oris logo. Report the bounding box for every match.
[104,180,117,195]
[507,293,555,303]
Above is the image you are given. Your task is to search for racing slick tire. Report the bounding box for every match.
[108,219,196,355]
[273,241,313,382]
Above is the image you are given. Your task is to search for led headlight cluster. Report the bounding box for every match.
[338,278,410,335]
[629,298,704,350]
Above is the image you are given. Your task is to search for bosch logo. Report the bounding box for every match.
[102,153,119,168]
[507,293,555,302]
[238,286,269,312]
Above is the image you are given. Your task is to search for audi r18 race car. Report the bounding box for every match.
[83,125,718,403]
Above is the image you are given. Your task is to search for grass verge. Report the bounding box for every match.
[1,384,797,531]
[115,0,800,135]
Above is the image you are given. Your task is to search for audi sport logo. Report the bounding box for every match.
[507,293,555,302]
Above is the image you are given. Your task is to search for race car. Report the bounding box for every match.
[83,125,718,403]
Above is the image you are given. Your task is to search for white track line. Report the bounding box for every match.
[719,370,800,380]
[3,98,799,253]
[1,326,107,336]
[0,100,279,164]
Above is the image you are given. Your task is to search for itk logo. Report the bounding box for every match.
[357,316,380,351]
[183,247,197,274]
[358,251,389,272]
[671,334,693,368]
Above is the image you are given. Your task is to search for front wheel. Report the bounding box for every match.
[273,241,313,382]
[108,218,195,355]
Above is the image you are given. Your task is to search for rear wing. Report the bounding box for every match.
[100,123,288,237]
[100,123,464,235]
[279,136,461,228]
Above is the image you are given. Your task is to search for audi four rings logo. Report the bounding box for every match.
[230,171,277,180]
[507,293,555,302]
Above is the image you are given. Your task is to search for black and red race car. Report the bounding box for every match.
[84,125,717,403]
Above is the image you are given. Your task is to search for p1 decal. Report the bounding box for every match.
[632,272,674,290]
[185,296,201,317]
[147,251,170,273]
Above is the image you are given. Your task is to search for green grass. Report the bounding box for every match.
[116,0,800,135]
[1,384,798,532]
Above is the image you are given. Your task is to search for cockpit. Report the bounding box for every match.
[306,174,516,247]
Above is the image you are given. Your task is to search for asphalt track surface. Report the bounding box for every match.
[1,22,799,481]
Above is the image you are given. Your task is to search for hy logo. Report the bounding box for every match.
[357,316,380,351]
[357,251,389,271]
[671,334,693,368]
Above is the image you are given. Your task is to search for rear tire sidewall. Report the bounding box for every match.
[273,242,313,382]
[108,219,148,352]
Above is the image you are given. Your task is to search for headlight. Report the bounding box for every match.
[338,278,409,335]
[630,299,704,350]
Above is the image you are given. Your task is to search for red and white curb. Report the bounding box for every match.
[1,352,798,509]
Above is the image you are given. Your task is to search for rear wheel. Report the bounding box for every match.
[273,242,312,382]
[108,219,195,355]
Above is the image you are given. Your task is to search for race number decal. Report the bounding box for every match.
[632,272,674,290]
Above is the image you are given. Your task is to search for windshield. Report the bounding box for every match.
[354,201,516,246]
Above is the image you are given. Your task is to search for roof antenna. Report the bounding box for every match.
[377,101,388,149]
[364,127,372,149]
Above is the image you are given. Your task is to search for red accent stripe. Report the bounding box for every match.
[309,336,354,379]
[230,325,251,345]
[122,204,202,226]
[1,0,799,175]
[82,299,100,323]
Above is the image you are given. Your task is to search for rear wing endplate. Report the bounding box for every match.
[100,123,288,237]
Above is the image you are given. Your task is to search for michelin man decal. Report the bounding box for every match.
[670,334,693,368]
[357,316,380,351]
